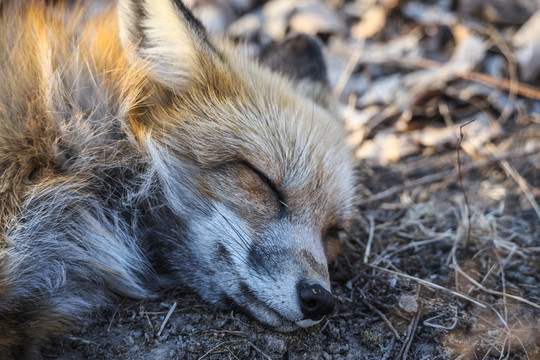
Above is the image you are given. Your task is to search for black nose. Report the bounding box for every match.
[298,283,335,320]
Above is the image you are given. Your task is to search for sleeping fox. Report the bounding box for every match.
[0,0,355,358]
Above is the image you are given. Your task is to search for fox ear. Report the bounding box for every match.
[259,33,334,110]
[118,0,223,89]
[259,33,329,86]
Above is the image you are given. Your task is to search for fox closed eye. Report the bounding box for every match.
[241,161,287,211]
[200,163,282,228]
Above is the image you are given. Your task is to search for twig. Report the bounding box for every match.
[363,299,401,340]
[357,147,538,205]
[197,341,238,360]
[394,57,540,101]
[320,319,330,332]
[401,310,421,360]
[67,336,97,345]
[481,24,519,124]
[157,301,177,337]
[334,38,365,99]
[457,119,476,245]
[390,237,452,253]
[248,341,272,360]
[107,305,119,332]
[461,71,539,100]
[144,310,153,329]
[364,214,375,264]
[210,329,248,337]
[452,252,540,309]
[225,347,241,360]
[397,289,422,360]
[423,306,458,331]
[485,142,540,221]
[367,264,487,308]
[499,159,540,220]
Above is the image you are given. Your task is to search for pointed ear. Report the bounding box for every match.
[259,33,334,110]
[117,0,224,89]
[259,33,329,86]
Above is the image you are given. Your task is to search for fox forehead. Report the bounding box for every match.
[141,59,354,229]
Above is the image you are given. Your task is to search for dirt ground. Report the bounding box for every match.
[50,0,539,359]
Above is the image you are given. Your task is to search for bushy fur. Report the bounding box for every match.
[0,0,355,358]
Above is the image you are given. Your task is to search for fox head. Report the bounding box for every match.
[118,0,355,331]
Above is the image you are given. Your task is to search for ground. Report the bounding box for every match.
[51,0,539,359]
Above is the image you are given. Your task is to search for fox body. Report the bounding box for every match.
[0,0,355,357]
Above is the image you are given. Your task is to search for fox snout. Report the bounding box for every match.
[298,283,335,321]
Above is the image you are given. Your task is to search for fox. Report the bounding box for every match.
[0,0,356,358]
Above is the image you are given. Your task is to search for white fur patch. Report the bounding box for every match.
[187,200,331,327]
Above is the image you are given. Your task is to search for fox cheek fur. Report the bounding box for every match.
[0,0,356,356]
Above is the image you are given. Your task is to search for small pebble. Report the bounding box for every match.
[398,294,419,313]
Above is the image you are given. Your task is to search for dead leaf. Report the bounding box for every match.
[289,1,348,37]
[402,2,457,27]
[355,131,419,164]
[351,5,386,39]
[513,10,540,81]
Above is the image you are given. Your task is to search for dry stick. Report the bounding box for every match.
[482,24,519,124]
[461,70,540,100]
[334,38,365,100]
[367,264,487,308]
[225,347,241,360]
[400,310,421,360]
[247,341,272,360]
[357,147,538,205]
[107,305,119,332]
[320,319,330,332]
[485,142,540,221]
[144,310,153,329]
[197,341,238,360]
[363,214,375,263]
[451,252,540,309]
[497,250,509,331]
[401,310,421,360]
[500,159,540,220]
[456,119,476,245]
[394,57,540,101]
[423,306,459,331]
[397,288,422,360]
[157,301,177,337]
[67,336,98,345]
[512,330,532,360]
[363,300,401,341]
